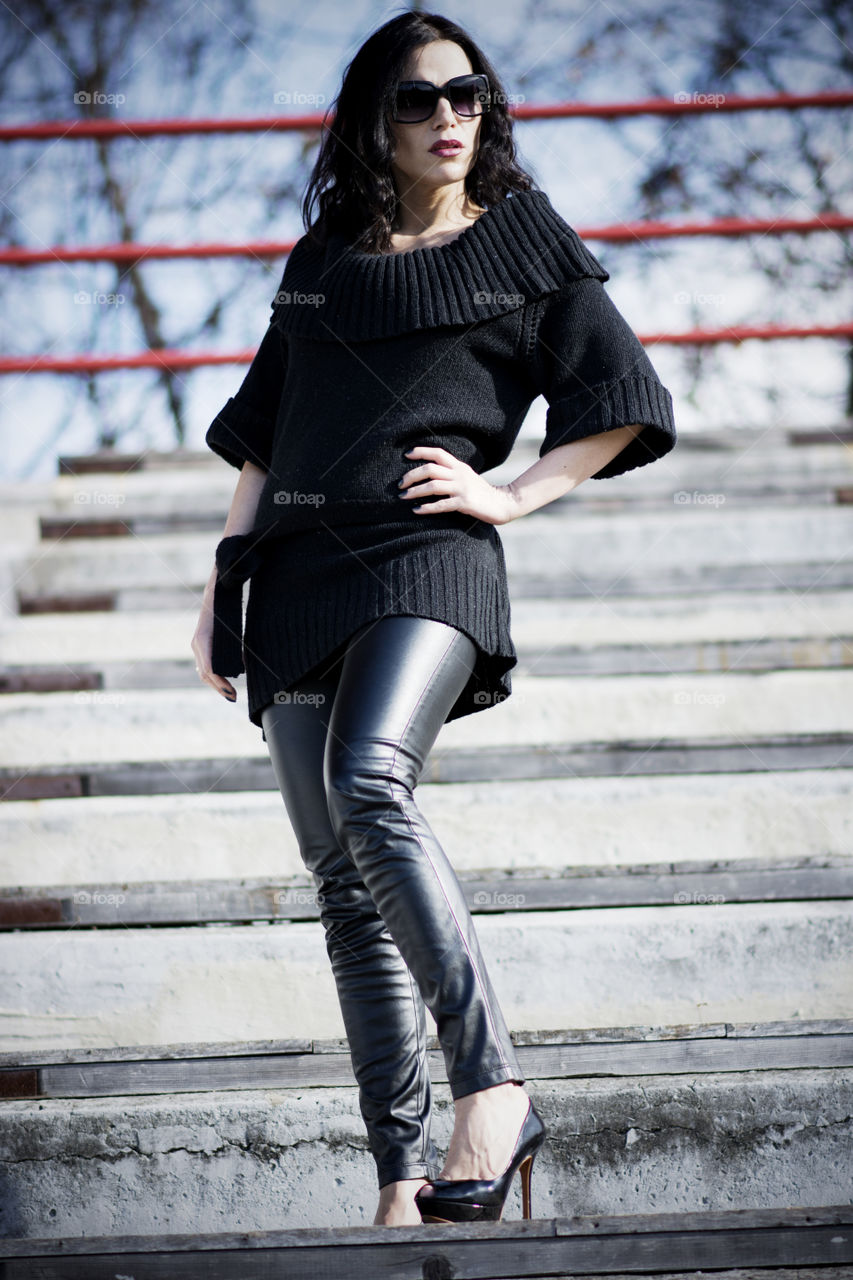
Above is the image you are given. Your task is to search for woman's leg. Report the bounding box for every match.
[260,646,442,1195]
[322,615,526,1103]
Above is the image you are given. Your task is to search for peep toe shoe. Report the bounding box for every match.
[414,1097,547,1223]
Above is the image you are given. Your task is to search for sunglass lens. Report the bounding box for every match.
[449,77,488,116]
[395,84,435,123]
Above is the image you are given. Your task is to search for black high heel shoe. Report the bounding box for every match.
[414,1096,547,1223]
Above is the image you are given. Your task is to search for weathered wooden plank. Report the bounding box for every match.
[0,1038,315,1068]
[789,427,853,443]
[39,514,224,538]
[0,772,84,801]
[57,449,218,475]
[4,1033,851,1101]
[3,1202,849,1251]
[3,1019,847,1070]
[0,1206,850,1278]
[517,635,853,676]
[2,862,850,928]
[39,517,133,538]
[0,668,102,694]
[17,592,116,615]
[727,1018,853,1037]
[3,732,852,801]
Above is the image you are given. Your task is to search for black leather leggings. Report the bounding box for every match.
[260,615,524,1190]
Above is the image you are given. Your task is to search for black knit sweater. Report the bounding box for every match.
[205,187,676,732]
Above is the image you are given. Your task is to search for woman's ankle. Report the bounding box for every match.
[374,1177,429,1225]
[454,1080,526,1111]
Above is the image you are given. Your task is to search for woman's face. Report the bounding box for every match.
[386,41,483,199]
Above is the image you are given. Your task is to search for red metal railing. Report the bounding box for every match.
[1,90,849,140]
[3,325,851,375]
[1,91,849,374]
[3,214,851,267]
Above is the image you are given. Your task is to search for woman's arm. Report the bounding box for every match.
[399,423,644,525]
[192,460,268,701]
[499,423,643,521]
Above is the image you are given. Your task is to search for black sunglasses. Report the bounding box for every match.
[392,73,491,124]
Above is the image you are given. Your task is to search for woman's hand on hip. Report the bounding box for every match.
[397,446,517,525]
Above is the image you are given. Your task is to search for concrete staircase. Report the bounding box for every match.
[0,426,852,1275]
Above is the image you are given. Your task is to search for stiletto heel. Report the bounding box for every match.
[519,1153,533,1219]
[414,1097,547,1224]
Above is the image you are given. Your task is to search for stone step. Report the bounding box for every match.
[10,506,853,611]
[33,438,853,527]
[0,770,849,887]
[499,502,853,578]
[1,668,850,770]
[0,1063,849,1241]
[0,900,849,1049]
[2,590,851,693]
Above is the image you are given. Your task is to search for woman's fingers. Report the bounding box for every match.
[199,666,237,701]
[191,624,237,701]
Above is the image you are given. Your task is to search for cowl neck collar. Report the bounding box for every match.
[269,187,609,342]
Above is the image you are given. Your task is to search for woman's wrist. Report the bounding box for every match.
[202,566,218,605]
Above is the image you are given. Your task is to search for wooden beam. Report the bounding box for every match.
[1,860,850,928]
[0,1205,850,1276]
[3,732,853,801]
[39,513,225,538]
[57,450,218,474]
[2,1025,850,1100]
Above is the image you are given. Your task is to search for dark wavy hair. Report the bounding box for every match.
[301,10,538,255]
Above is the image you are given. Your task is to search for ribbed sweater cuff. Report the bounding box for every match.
[205,396,273,472]
[539,373,676,478]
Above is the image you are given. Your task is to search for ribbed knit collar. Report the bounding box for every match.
[269,187,609,342]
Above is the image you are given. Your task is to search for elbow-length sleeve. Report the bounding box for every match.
[205,312,287,472]
[527,277,676,479]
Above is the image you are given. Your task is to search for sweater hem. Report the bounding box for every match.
[243,538,517,734]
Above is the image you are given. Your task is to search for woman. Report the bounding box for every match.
[191,11,676,1228]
